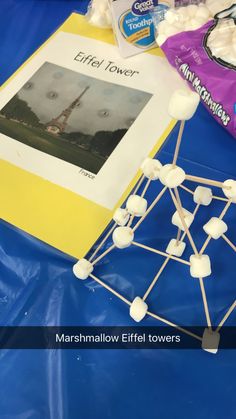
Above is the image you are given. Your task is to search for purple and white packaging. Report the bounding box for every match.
[160,4,236,138]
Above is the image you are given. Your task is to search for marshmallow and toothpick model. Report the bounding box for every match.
[73,88,236,354]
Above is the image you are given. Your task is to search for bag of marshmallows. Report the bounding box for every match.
[153,0,236,138]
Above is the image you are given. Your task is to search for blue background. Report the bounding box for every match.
[0,1,235,418]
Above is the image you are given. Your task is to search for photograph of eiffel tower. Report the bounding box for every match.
[46,86,90,135]
[0,62,152,174]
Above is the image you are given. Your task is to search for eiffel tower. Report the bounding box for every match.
[46,86,90,135]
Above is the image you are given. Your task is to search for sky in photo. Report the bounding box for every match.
[18,62,152,135]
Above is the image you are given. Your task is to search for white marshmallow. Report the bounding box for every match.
[187,4,198,17]
[141,158,162,180]
[203,217,228,239]
[126,195,147,217]
[156,34,168,46]
[73,258,93,280]
[88,0,111,28]
[112,226,134,249]
[113,208,130,226]
[190,18,205,30]
[165,9,178,25]
[223,179,236,203]
[129,297,148,322]
[190,255,211,278]
[178,7,190,23]
[193,186,213,206]
[196,5,210,20]
[166,239,186,257]
[158,19,169,35]
[159,164,185,188]
[168,89,200,120]
[172,208,194,231]
[164,23,181,37]
[202,328,220,354]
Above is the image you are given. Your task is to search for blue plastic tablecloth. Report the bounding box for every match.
[0,2,235,419]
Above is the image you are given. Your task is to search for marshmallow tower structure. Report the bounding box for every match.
[73,88,236,354]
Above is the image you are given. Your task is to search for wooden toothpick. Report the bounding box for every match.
[216,300,236,332]
[133,186,167,232]
[185,175,226,189]
[147,310,202,341]
[89,224,116,262]
[143,257,170,301]
[172,120,185,166]
[132,241,190,265]
[92,244,115,266]
[222,234,236,252]
[170,188,199,256]
[199,277,212,330]
[90,273,131,306]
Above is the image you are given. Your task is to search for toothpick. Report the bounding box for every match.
[185,175,226,189]
[180,183,232,203]
[172,120,185,166]
[143,257,170,301]
[219,198,232,220]
[212,195,230,203]
[90,273,131,306]
[147,310,202,341]
[141,178,151,198]
[170,188,199,256]
[179,184,194,195]
[176,228,181,245]
[222,234,236,252]
[199,277,212,330]
[200,235,211,255]
[132,241,190,265]
[89,224,116,262]
[92,244,115,266]
[216,300,236,332]
[133,186,167,232]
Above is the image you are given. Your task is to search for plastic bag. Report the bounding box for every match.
[86,0,112,28]
[153,1,236,138]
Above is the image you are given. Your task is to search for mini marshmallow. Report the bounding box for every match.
[159,164,185,188]
[156,34,167,46]
[88,0,111,28]
[112,226,134,249]
[187,4,198,17]
[223,179,236,203]
[196,5,210,20]
[141,158,162,180]
[73,258,93,280]
[164,23,181,37]
[113,208,130,226]
[168,89,200,120]
[165,9,177,25]
[190,18,205,30]
[193,186,213,206]
[129,297,148,322]
[190,254,211,278]
[166,239,186,257]
[172,208,194,231]
[126,195,147,217]
[202,328,220,354]
[203,217,228,239]
[178,7,190,23]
